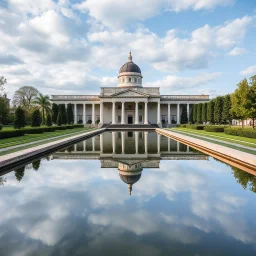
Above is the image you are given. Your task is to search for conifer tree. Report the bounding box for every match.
[192,104,197,124]
[67,103,74,124]
[207,100,215,124]
[180,105,188,124]
[59,104,67,125]
[13,106,26,129]
[31,109,41,127]
[196,103,202,123]
[52,103,59,124]
[222,94,232,125]
[214,96,224,124]
[46,113,52,127]
[57,112,62,126]
[202,103,207,123]
[189,105,193,123]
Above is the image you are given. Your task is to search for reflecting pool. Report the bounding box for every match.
[0,131,256,255]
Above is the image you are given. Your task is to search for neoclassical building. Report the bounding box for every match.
[51,52,209,127]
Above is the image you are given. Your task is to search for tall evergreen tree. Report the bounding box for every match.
[57,112,62,126]
[214,96,224,124]
[59,104,67,125]
[46,113,52,127]
[189,105,193,123]
[222,94,232,125]
[180,105,188,124]
[192,104,197,124]
[67,103,74,124]
[196,103,202,123]
[202,103,207,123]
[52,103,59,124]
[207,100,215,124]
[31,109,41,127]
[13,106,26,129]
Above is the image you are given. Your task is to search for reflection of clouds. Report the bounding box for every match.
[0,157,256,254]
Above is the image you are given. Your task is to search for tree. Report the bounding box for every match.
[14,167,25,182]
[52,103,59,124]
[202,103,207,124]
[214,96,224,124]
[31,109,41,127]
[180,105,188,124]
[13,106,26,129]
[13,86,39,108]
[57,112,62,126]
[207,100,215,124]
[32,160,41,171]
[33,93,51,125]
[196,103,202,123]
[230,79,250,128]
[189,105,193,123]
[67,103,74,124]
[0,76,7,94]
[46,113,52,127]
[0,97,9,124]
[59,104,67,125]
[222,94,232,126]
[192,104,197,124]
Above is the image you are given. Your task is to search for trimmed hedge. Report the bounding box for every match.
[204,126,224,132]
[186,125,205,130]
[0,130,25,139]
[177,124,187,128]
[224,128,256,138]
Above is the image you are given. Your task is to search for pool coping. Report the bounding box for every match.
[0,128,106,171]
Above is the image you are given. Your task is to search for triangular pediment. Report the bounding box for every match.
[111,89,149,97]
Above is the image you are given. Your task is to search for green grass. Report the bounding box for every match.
[0,128,92,149]
[170,127,256,148]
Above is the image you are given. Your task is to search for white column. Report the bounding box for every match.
[92,137,95,152]
[83,104,86,124]
[144,131,148,154]
[177,141,180,152]
[157,134,161,153]
[83,141,86,151]
[157,102,161,124]
[187,145,189,152]
[112,102,116,124]
[121,132,125,153]
[168,104,171,125]
[135,132,139,154]
[177,103,180,124]
[135,102,139,124]
[144,102,148,124]
[112,132,116,154]
[74,144,77,152]
[100,134,103,153]
[74,104,77,124]
[92,104,95,125]
[121,102,125,124]
[100,102,104,124]
[187,104,190,123]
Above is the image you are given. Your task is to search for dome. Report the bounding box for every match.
[119,62,141,74]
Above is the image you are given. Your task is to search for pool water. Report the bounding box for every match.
[0,131,256,255]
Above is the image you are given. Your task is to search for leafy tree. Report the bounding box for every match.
[196,103,202,123]
[180,105,188,124]
[14,167,25,182]
[46,113,52,127]
[189,105,193,123]
[207,100,215,124]
[0,97,9,124]
[192,104,197,124]
[33,93,51,125]
[214,96,224,124]
[59,104,67,125]
[13,86,39,108]
[67,103,74,124]
[202,103,207,123]
[0,76,7,94]
[230,79,250,128]
[32,160,41,171]
[222,94,232,126]
[52,103,59,124]
[13,106,26,129]
[31,109,41,127]
[57,112,62,126]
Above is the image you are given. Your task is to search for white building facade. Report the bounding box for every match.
[51,53,209,127]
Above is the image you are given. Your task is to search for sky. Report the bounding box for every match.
[0,0,256,99]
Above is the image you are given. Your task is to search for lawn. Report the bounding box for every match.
[0,127,92,149]
[169,127,256,149]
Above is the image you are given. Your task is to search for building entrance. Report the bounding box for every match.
[128,115,133,124]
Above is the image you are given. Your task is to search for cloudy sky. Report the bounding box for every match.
[0,0,256,99]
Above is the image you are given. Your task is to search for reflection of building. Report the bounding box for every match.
[51,52,209,127]
[52,131,208,195]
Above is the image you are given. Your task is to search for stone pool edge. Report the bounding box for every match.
[156,128,256,175]
[0,128,106,170]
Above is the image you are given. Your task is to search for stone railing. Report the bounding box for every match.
[160,95,209,101]
[101,87,160,96]
[51,95,100,101]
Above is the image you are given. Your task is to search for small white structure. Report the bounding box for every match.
[51,52,209,127]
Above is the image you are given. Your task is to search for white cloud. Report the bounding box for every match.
[240,65,256,76]
[228,47,248,56]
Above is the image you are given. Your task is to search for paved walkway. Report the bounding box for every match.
[0,130,89,153]
[169,129,256,153]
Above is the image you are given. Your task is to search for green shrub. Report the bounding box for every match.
[55,126,67,130]
[0,124,2,130]
[13,107,26,129]
[0,130,25,139]
[21,128,44,134]
[204,126,224,132]
[65,125,74,129]
[31,109,41,127]
[87,120,92,124]
[186,125,205,130]
[177,124,186,128]
[224,128,256,138]
[73,124,84,128]
[46,113,52,127]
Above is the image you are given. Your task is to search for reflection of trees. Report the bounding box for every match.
[32,160,41,171]
[0,177,6,185]
[14,167,25,182]
[232,166,256,193]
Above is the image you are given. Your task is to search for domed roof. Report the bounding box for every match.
[119,52,141,74]
[119,173,141,185]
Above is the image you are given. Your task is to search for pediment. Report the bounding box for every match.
[111,89,149,98]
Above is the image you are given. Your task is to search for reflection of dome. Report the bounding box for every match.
[118,162,143,195]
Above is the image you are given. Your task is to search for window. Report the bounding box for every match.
[139,105,142,109]
[135,78,137,83]
[78,115,83,121]
[139,132,143,139]
[129,105,132,109]
[87,115,92,121]
[96,115,100,121]
[118,116,121,122]
[118,105,121,110]
[129,77,131,82]
[139,115,143,122]
[118,132,121,138]
[128,132,133,137]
